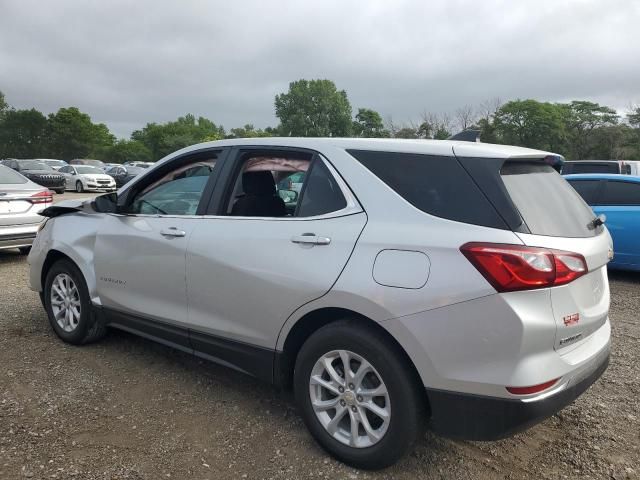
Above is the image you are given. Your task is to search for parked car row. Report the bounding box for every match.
[0,158,152,192]
[0,159,66,193]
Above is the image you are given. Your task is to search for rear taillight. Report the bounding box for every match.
[460,242,587,292]
[29,190,53,204]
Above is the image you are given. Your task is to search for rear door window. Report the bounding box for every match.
[566,180,602,205]
[347,150,506,229]
[501,162,598,237]
[600,181,640,206]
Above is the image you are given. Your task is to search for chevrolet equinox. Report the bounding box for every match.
[28,138,611,469]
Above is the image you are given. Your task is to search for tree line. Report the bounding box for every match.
[1,80,639,163]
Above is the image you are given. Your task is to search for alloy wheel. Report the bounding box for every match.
[50,273,81,332]
[309,349,391,448]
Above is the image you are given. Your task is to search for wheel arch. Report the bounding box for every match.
[274,307,425,403]
[41,247,98,303]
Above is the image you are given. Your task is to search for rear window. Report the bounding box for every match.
[599,181,640,206]
[501,162,598,237]
[563,162,619,174]
[347,150,506,229]
[567,180,601,205]
[0,166,28,184]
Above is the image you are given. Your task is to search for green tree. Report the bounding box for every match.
[226,124,275,138]
[132,114,225,160]
[275,79,352,136]
[353,108,389,137]
[0,91,7,116]
[0,108,49,158]
[394,127,419,139]
[627,107,640,128]
[47,107,115,160]
[493,100,566,152]
[103,139,152,164]
[561,101,618,159]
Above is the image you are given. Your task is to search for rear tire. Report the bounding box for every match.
[75,181,84,193]
[294,319,426,469]
[43,259,107,345]
[18,246,31,255]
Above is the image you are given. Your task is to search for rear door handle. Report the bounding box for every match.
[160,227,186,237]
[291,233,331,245]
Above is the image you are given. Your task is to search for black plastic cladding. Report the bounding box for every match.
[455,156,529,233]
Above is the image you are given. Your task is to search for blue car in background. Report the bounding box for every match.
[565,174,640,271]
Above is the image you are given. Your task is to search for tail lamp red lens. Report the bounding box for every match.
[460,243,587,292]
[29,190,53,204]
[506,378,559,395]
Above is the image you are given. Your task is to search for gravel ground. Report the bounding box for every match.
[0,230,638,479]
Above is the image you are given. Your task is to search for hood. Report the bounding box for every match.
[40,198,95,218]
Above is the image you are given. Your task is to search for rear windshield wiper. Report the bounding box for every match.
[588,214,606,230]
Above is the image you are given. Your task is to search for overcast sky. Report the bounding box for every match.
[1,0,639,138]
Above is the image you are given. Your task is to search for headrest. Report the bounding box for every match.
[242,170,276,195]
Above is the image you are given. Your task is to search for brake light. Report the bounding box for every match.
[506,378,559,395]
[460,243,587,292]
[29,190,53,204]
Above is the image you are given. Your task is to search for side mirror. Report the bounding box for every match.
[93,192,118,213]
[278,189,298,203]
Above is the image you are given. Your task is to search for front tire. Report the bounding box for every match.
[55,188,65,194]
[43,259,106,345]
[294,320,426,469]
[75,181,84,193]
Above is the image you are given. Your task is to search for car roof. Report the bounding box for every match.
[166,137,555,160]
[564,173,640,183]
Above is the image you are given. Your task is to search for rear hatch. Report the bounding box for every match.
[457,153,611,351]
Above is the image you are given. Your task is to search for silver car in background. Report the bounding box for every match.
[0,165,52,253]
[27,138,611,469]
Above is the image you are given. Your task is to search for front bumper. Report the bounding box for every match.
[0,223,41,250]
[426,347,609,440]
[85,183,116,191]
[28,177,65,189]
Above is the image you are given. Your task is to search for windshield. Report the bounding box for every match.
[76,166,104,174]
[44,160,66,166]
[0,166,28,184]
[19,160,53,171]
[501,162,599,237]
[126,166,144,175]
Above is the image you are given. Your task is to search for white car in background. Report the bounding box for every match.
[58,165,116,193]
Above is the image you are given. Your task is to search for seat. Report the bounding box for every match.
[231,171,286,217]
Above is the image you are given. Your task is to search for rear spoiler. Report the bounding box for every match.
[448,129,481,142]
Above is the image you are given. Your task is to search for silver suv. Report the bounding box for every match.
[28,138,611,469]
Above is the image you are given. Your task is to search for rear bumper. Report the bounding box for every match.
[426,347,609,440]
[0,223,41,250]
